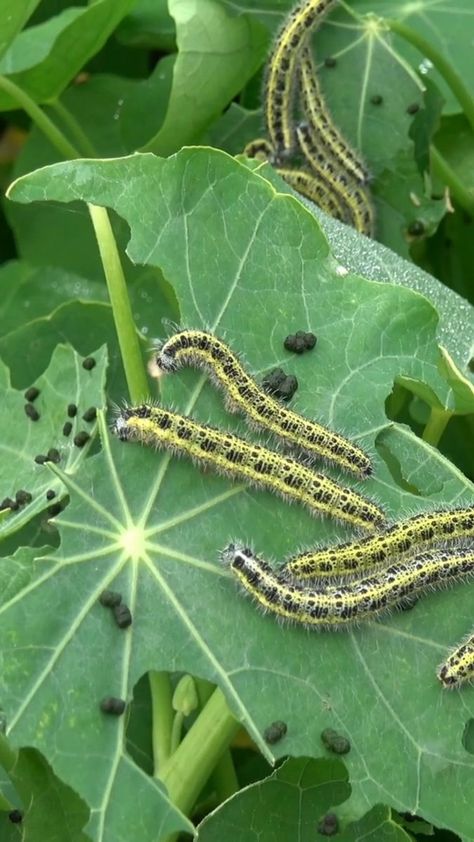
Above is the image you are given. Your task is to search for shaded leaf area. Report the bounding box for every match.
[436,114,474,194]
[0,345,106,540]
[0,733,91,842]
[0,0,40,62]
[117,0,176,51]
[0,0,135,110]
[246,159,474,388]
[0,260,165,398]
[222,0,443,256]
[6,148,474,836]
[142,0,268,155]
[195,757,411,842]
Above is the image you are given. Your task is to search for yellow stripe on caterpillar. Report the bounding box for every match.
[224,543,474,628]
[438,630,474,689]
[264,0,336,158]
[298,44,369,186]
[296,122,375,236]
[286,506,474,579]
[154,330,373,479]
[113,405,385,530]
[277,166,350,222]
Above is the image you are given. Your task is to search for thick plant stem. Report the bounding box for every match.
[160,688,239,817]
[422,406,452,447]
[88,204,149,403]
[387,20,474,133]
[0,75,80,159]
[150,671,174,771]
[430,146,474,216]
[195,679,239,803]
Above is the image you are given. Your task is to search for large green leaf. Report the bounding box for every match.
[0,0,41,62]
[0,0,135,110]
[195,757,411,842]
[4,148,474,837]
[142,0,268,155]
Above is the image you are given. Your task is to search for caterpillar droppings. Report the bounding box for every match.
[153,330,373,479]
[113,405,385,530]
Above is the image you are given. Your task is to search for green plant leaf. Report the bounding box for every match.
[0,0,41,62]
[142,0,268,155]
[117,0,176,51]
[0,0,136,110]
[0,733,91,842]
[0,344,107,540]
[195,757,351,841]
[4,147,474,837]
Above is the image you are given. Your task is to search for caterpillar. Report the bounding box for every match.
[113,405,385,530]
[264,0,336,159]
[286,506,474,579]
[438,631,474,689]
[243,138,349,222]
[295,123,375,236]
[153,330,373,479]
[297,44,369,186]
[223,543,474,628]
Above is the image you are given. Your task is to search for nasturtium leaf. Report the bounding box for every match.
[0,344,106,540]
[0,734,91,842]
[4,147,474,838]
[0,0,41,62]
[142,0,268,155]
[0,0,135,111]
[195,757,350,841]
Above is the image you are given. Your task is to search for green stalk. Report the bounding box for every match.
[0,75,79,159]
[160,688,239,817]
[88,204,149,402]
[387,19,474,133]
[150,671,174,771]
[1,75,149,403]
[195,679,239,803]
[422,406,452,447]
[430,145,474,216]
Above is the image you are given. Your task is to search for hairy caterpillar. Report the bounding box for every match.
[297,44,369,186]
[113,405,385,530]
[264,0,336,158]
[286,506,474,579]
[223,543,474,628]
[243,138,349,222]
[296,123,374,236]
[153,330,373,478]
[438,631,474,688]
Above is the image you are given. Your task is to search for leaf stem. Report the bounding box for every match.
[195,679,239,802]
[430,145,474,216]
[387,19,474,134]
[0,75,80,159]
[150,671,174,771]
[160,688,239,816]
[88,204,149,402]
[49,98,98,158]
[422,406,452,447]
